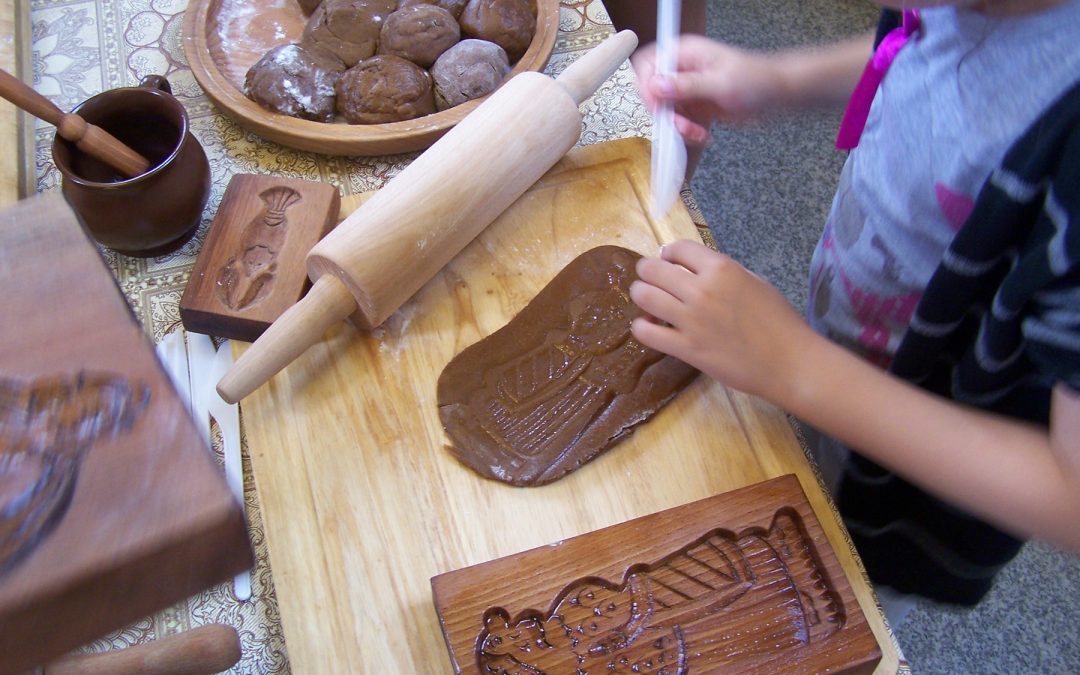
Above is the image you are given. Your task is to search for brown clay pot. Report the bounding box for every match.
[52,75,211,257]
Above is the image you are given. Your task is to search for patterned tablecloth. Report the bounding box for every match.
[25,2,712,671]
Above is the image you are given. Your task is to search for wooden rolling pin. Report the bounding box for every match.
[40,624,241,675]
[217,30,639,403]
[0,68,151,178]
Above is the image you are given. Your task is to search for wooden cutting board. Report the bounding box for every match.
[239,137,898,673]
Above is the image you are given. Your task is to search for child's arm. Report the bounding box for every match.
[631,33,874,143]
[629,240,1080,553]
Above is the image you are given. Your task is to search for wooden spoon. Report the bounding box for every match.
[0,68,151,178]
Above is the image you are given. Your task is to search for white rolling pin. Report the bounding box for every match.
[218,30,639,403]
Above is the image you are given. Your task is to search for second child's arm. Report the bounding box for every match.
[632,32,874,140]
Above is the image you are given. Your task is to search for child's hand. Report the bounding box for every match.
[629,240,814,402]
[631,35,787,144]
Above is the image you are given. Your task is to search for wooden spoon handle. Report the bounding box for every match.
[0,68,151,178]
[41,624,242,675]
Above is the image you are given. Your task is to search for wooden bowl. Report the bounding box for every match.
[182,0,560,156]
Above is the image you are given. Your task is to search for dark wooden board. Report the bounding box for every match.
[431,474,881,674]
[0,194,252,673]
[180,173,340,341]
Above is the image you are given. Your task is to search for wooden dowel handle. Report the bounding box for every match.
[0,67,151,178]
[217,275,357,403]
[0,67,64,124]
[75,123,152,178]
[555,30,639,105]
[42,624,241,675]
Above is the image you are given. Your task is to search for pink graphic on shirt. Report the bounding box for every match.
[816,183,976,366]
[821,227,920,368]
[935,183,975,232]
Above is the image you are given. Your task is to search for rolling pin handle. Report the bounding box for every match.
[555,30,639,106]
[217,275,357,403]
[41,623,241,675]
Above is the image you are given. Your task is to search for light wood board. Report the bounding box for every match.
[0,0,33,207]
[239,137,899,673]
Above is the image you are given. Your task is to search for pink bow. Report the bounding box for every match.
[836,10,921,150]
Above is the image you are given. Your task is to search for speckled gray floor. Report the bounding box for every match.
[689,1,1080,673]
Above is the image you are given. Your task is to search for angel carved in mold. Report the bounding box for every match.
[476,511,844,674]
[0,371,148,575]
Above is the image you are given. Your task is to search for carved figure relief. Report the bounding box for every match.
[0,372,148,575]
[477,510,844,674]
[216,186,302,311]
[438,246,699,486]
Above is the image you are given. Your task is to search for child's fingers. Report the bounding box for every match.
[628,278,684,328]
[634,256,697,304]
[630,316,686,358]
[658,239,721,275]
[674,114,711,146]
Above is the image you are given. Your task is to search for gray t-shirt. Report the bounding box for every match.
[807,2,1080,368]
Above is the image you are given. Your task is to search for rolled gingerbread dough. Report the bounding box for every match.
[437,245,699,486]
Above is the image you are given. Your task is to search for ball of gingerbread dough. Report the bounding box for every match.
[336,55,437,124]
[431,39,509,110]
[459,0,535,62]
[398,0,467,18]
[302,0,397,68]
[378,4,461,69]
[244,44,345,122]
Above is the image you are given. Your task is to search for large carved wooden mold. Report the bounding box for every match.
[431,475,882,674]
[0,194,251,673]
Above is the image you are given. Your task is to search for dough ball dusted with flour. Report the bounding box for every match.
[302,0,397,68]
[398,0,467,18]
[458,0,535,62]
[244,44,345,122]
[336,55,437,124]
[430,39,509,110]
[378,4,461,69]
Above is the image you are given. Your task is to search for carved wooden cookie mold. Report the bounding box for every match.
[0,372,148,575]
[180,174,339,342]
[431,475,881,674]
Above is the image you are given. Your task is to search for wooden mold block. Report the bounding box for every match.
[431,474,882,675]
[180,173,340,341]
[0,194,252,673]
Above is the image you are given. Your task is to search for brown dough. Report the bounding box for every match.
[437,246,699,486]
[459,0,535,62]
[378,4,461,69]
[431,39,509,110]
[336,55,437,124]
[398,0,467,19]
[243,44,345,122]
[296,0,323,16]
[301,0,397,68]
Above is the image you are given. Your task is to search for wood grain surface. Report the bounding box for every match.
[0,0,33,207]
[180,174,340,341]
[432,474,881,674]
[239,137,899,673]
[0,194,252,673]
